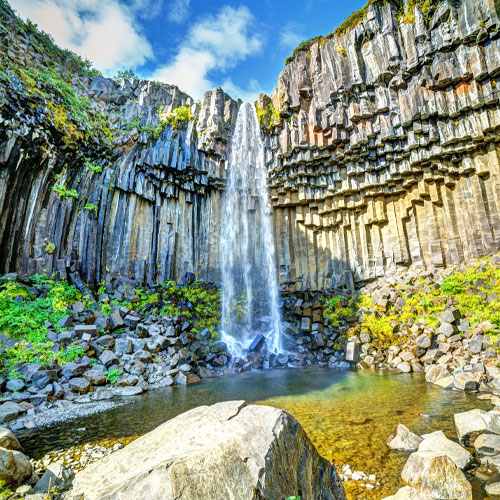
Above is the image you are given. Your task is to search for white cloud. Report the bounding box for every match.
[10,0,153,74]
[168,0,190,23]
[280,21,305,49]
[150,5,264,100]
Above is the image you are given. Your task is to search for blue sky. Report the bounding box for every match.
[9,0,365,101]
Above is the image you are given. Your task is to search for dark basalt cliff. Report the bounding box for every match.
[1,0,500,291]
[0,0,239,288]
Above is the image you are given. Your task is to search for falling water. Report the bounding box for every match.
[220,102,282,356]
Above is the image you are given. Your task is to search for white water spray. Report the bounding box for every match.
[220,102,282,356]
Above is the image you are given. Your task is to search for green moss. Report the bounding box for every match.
[51,185,79,200]
[161,105,194,130]
[350,256,500,347]
[0,275,88,372]
[255,101,280,131]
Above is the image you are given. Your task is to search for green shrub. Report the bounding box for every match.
[105,368,122,384]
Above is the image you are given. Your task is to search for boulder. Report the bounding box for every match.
[387,424,422,451]
[453,373,478,391]
[69,377,91,394]
[425,365,450,384]
[473,432,500,456]
[0,447,33,485]
[383,486,433,499]
[345,341,360,363]
[34,463,74,493]
[401,451,471,499]
[418,431,471,470]
[440,308,461,324]
[0,403,22,423]
[454,409,500,445]
[69,401,346,500]
[99,349,118,368]
[0,428,22,451]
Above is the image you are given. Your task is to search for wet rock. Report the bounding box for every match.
[174,372,200,385]
[119,386,144,397]
[401,451,471,500]
[418,431,471,470]
[249,334,265,352]
[425,365,450,384]
[473,433,500,456]
[69,401,346,500]
[454,409,500,445]
[69,378,91,394]
[453,373,478,391]
[387,424,422,451]
[345,341,360,363]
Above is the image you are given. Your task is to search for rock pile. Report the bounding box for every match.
[384,407,500,498]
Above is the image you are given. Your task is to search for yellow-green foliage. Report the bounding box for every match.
[255,101,280,131]
[354,257,500,347]
[160,105,194,130]
[324,295,356,327]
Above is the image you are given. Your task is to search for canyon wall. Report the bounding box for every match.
[0,0,239,288]
[264,0,500,290]
[2,0,500,291]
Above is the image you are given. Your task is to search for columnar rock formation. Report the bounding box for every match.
[264,0,500,290]
[2,0,500,292]
[0,0,239,288]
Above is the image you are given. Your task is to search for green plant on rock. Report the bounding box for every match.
[105,368,122,384]
[114,69,135,80]
[84,203,98,215]
[44,241,55,254]
[51,184,79,200]
[160,105,194,130]
[84,158,103,173]
[255,101,280,131]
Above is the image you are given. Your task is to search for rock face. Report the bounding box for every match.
[0,1,239,288]
[69,400,346,500]
[265,0,500,290]
[2,0,500,290]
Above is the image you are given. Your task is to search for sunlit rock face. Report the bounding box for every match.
[264,0,500,290]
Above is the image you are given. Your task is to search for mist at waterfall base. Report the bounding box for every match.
[220,103,283,358]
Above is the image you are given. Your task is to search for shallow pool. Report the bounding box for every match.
[20,368,490,499]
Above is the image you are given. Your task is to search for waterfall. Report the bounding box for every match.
[220,102,282,357]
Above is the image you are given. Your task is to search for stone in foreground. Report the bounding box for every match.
[454,409,500,445]
[418,431,471,470]
[383,486,434,499]
[387,424,422,451]
[401,451,472,500]
[69,400,346,500]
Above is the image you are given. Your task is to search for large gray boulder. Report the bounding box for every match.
[0,447,32,485]
[69,401,346,500]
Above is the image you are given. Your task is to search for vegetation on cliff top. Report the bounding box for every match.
[284,0,442,65]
